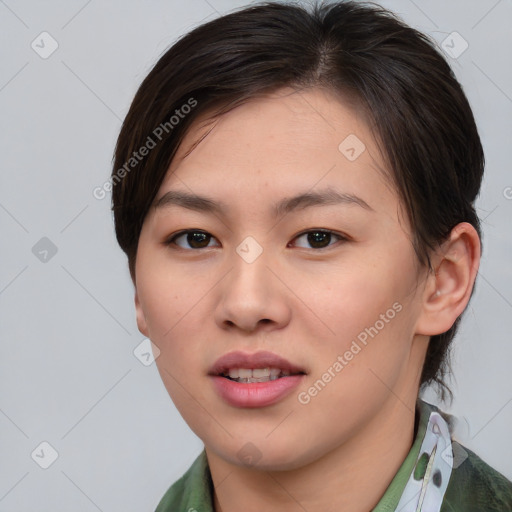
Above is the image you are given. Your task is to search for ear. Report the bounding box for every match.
[415,222,481,336]
[134,289,149,337]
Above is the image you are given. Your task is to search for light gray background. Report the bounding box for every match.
[1,0,511,510]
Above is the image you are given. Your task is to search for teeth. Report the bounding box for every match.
[252,368,270,378]
[235,376,278,383]
[223,367,295,382]
[238,368,252,379]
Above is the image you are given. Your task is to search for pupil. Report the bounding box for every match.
[188,232,209,248]
[308,231,330,248]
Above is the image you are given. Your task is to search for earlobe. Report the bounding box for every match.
[134,290,149,337]
[416,222,481,336]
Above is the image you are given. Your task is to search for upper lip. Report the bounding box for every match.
[209,350,306,376]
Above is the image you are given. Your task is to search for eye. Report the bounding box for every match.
[291,229,347,250]
[164,228,348,251]
[165,230,219,250]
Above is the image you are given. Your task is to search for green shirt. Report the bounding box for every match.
[155,400,512,511]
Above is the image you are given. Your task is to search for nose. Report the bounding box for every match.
[214,241,291,334]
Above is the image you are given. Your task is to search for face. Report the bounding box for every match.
[134,86,430,470]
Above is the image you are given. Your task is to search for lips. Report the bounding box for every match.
[208,350,307,408]
[209,350,306,378]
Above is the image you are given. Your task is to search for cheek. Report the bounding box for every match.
[307,249,421,385]
[319,254,416,333]
[136,250,196,334]
[153,352,215,442]
[139,270,211,420]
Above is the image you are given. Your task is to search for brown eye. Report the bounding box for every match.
[292,230,347,250]
[166,230,218,250]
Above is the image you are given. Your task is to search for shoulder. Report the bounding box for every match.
[442,441,512,512]
[154,451,213,512]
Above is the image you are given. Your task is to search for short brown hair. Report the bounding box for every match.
[111,0,484,401]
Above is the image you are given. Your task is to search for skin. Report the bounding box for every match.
[134,86,480,511]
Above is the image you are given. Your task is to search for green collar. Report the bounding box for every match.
[155,399,446,511]
[372,399,444,510]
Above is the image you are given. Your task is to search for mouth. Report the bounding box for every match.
[220,367,304,383]
[208,350,307,407]
[209,350,307,381]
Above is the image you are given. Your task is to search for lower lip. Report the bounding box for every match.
[210,375,305,408]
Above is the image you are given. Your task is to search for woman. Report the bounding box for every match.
[110,1,512,510]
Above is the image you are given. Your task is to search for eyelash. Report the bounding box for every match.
[164,229,348,252]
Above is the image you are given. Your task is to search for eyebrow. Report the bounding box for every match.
[154,187,373,217]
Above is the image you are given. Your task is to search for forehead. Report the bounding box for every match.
[172,87,378,167]
[157,86,396,218]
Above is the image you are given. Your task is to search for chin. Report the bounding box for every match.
[212,438,321,472]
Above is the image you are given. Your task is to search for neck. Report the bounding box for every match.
[206,395,419,512]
